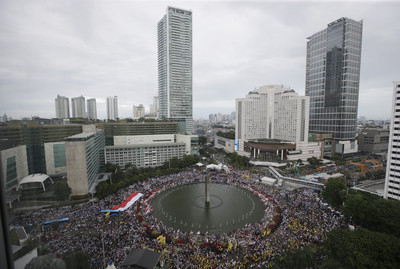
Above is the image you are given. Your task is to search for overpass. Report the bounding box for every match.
[268,167,324,190]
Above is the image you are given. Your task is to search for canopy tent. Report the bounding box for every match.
[120,249,162,269]
[260,177,277,186]
[16,174,53,191]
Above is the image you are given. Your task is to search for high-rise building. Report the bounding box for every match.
[150,96,158,117]
[384,82,400,200]
[107,96,118,121]
[305,17,363,155]
[55,94,70,119]
[158,7,193,134]
[133,104,145,119]
[65,125,105,196]
[87,98,97,120]
[235,85,309,151]
[71,95,86,118]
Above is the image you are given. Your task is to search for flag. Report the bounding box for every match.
[112,192,143,211]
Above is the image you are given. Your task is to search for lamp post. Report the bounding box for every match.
[101,230,106,268]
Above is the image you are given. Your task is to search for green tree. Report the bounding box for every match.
[63,250,90,269]
[96,181,111,199]
[53,181,71,201]
[25,254,66,269]
[322,177,347,207]
[307,157,321,167]
[272,246,318,269]
[323,228,400,269]
[343,192,400,237]
[216,130,235,140]
[198,135,207,146]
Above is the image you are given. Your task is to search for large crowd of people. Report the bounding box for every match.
[11,168,347,268]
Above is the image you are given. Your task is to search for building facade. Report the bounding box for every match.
[358,128,389,155]
[107,96,118,121]
[71,95,86,118]
[0,124,83,174]
[44,142,67,176]
[214,136,235,153]
[235,85,309,152]
[65,126,105,196]
[150,96,159,117]
[384,82,400,200]
[105,134,198,168]
[133,104,145,119]
[305,17,363,153]
[158,7,193,134]
[55,94,70,119]
[87,98,97,120]
[0,145,29,191]
[96,122,178,146]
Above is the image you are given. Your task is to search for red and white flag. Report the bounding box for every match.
[112,192,143,211]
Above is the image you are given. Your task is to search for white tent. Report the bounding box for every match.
[16,174,54,191]
[260,177,277,186]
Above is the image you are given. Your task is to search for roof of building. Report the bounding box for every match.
[105,142,185,149]
[18,174,51,185]
[65,132,97,141]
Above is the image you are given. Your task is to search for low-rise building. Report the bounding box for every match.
[358,128,389,155]
[105,134,198,168]
[214,136,235,153]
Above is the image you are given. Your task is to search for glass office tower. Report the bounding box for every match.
[305,18,363,143]
[158,7,193,134]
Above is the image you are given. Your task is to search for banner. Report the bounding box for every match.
[112,192,143,211]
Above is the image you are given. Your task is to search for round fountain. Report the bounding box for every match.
[150,173,265,234]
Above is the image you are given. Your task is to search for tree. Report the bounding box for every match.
[53,181,71,201]
[63,250,90,269]
[272,246,318,269]
[342,191,400,237]
[25,254,66,269]
[322,177,347,207]
[198,135,207,146]
[307,157,321,167]
[323,228,400,269]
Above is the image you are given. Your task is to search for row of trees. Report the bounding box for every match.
[96,155,200,199]
[316,177,400,268]
[216,130,235,140]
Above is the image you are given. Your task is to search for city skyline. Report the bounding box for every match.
[0,1,399,120]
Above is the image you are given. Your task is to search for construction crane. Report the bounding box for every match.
[363,159,381,170]
[351,162,366,173]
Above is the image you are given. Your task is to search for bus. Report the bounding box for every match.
[43,218,70,228]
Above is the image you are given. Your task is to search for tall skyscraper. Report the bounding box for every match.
[87,98,97,120]
[55,94,70,119]
[158,7,193,134]
[107,96,118,121]
[384,81,400,200]
[71,95,86,118]
[305,17,363,155]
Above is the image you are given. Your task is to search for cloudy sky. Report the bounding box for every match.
[0,0,399,120]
